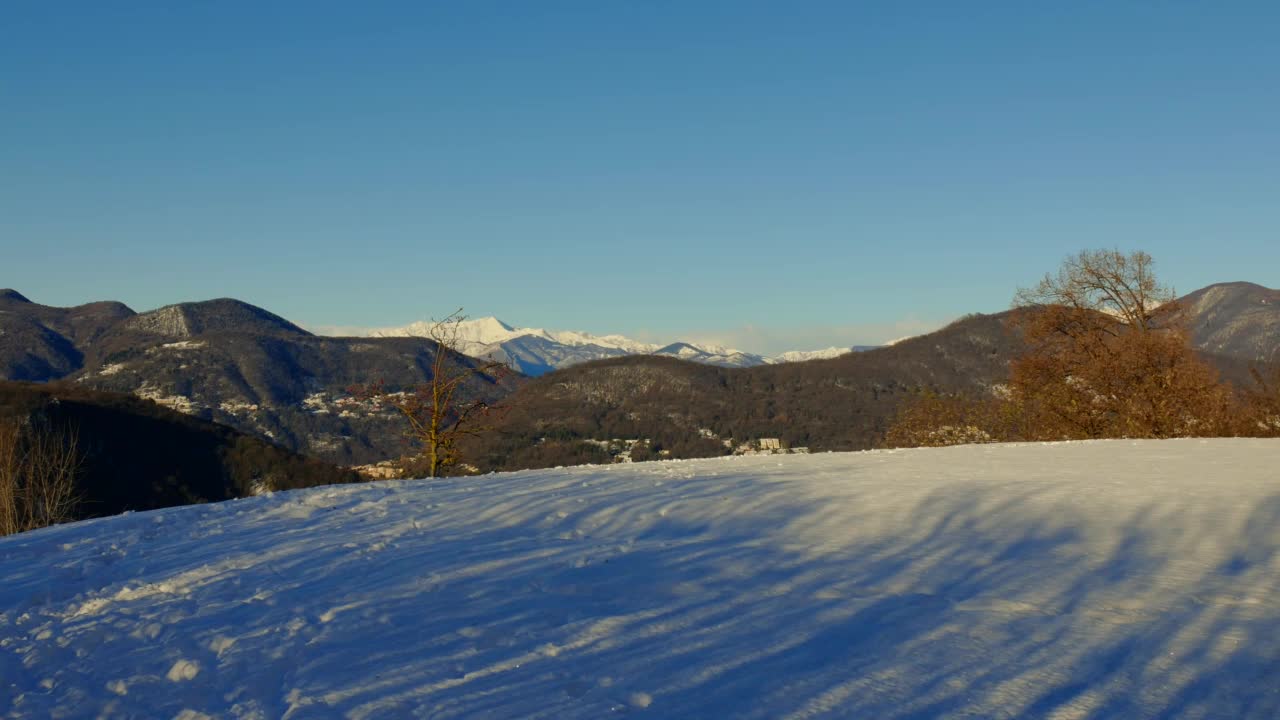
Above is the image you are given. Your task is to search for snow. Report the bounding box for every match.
[368,317,664,374]
[544,330,658,354]
[772,347,854,363]
[154,341,207,352]
[218,400,260,415]
[653,342,769,368]
[367,316,870,373]
[370,316,661,358]
[134,383,199,415]
[95,362,128,376]
[4,439,1279,719]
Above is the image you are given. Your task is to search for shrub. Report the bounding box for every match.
[0,419,81,536]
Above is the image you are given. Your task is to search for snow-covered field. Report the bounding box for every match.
[2,440,1279,719]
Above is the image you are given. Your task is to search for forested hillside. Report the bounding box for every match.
[0,381,361,529]
[466,312,1022,470]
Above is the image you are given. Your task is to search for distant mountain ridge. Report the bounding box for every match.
[367,315,876,374]
[1,281,1274,468]
[0,292,522,465]
[122,298,311,338]
[465,311,1026,471]
[462,283,1280,472]
[368,316,661,375]
[773,346,882,363]
[1179,282,1280,364]
[651,342,771,368]
[0,288,135,381]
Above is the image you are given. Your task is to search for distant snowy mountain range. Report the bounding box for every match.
[367,317,877,375]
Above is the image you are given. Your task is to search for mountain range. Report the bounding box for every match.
[347,281,1280,377]
[1,281,1276,469]
[463,311,1025,471]
[0,291,520,465]
[461,283,1280,472]
[366,316,876,374]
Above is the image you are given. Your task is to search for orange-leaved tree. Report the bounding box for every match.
[884,249,1240,447]
[1007,249,1235,440]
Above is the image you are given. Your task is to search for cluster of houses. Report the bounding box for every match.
[581,435,810,463]
[732,438,810,456]
[581,438,655,462]
[353,434,813,478]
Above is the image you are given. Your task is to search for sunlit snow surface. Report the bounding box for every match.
[2,439,1279,719]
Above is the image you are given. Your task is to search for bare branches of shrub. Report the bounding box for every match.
[0,419,82,536]
[883,390,1003,448]
[1244,365,1280,436]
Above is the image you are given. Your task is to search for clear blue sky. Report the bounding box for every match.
[3,2,1277,353]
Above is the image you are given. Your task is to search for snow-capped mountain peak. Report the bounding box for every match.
[653,342,768,368]
[370,317,663,375]
[374,316,524,348]
[772,347,853,363]
[365,317,878,375]
[545,329,659,353]
[466,315,517,339]
[446,316,525,348]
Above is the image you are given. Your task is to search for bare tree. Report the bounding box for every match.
[0,422,20,536]
[1013,248,1176,336]
[354,309,510,478]
[0,419,82,536]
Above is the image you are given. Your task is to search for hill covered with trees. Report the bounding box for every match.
[0,381,362,533]
[463,311,1023,471]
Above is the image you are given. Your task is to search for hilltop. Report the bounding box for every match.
[1180,282,1280,364]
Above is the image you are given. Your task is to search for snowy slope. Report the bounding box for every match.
[771,346,854,363]
[3,439,1279,719]
[371,317,660,356]
[652,341,769,368]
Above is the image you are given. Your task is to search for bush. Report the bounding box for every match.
[0,419,81,536]
[1243,365,1280,436]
